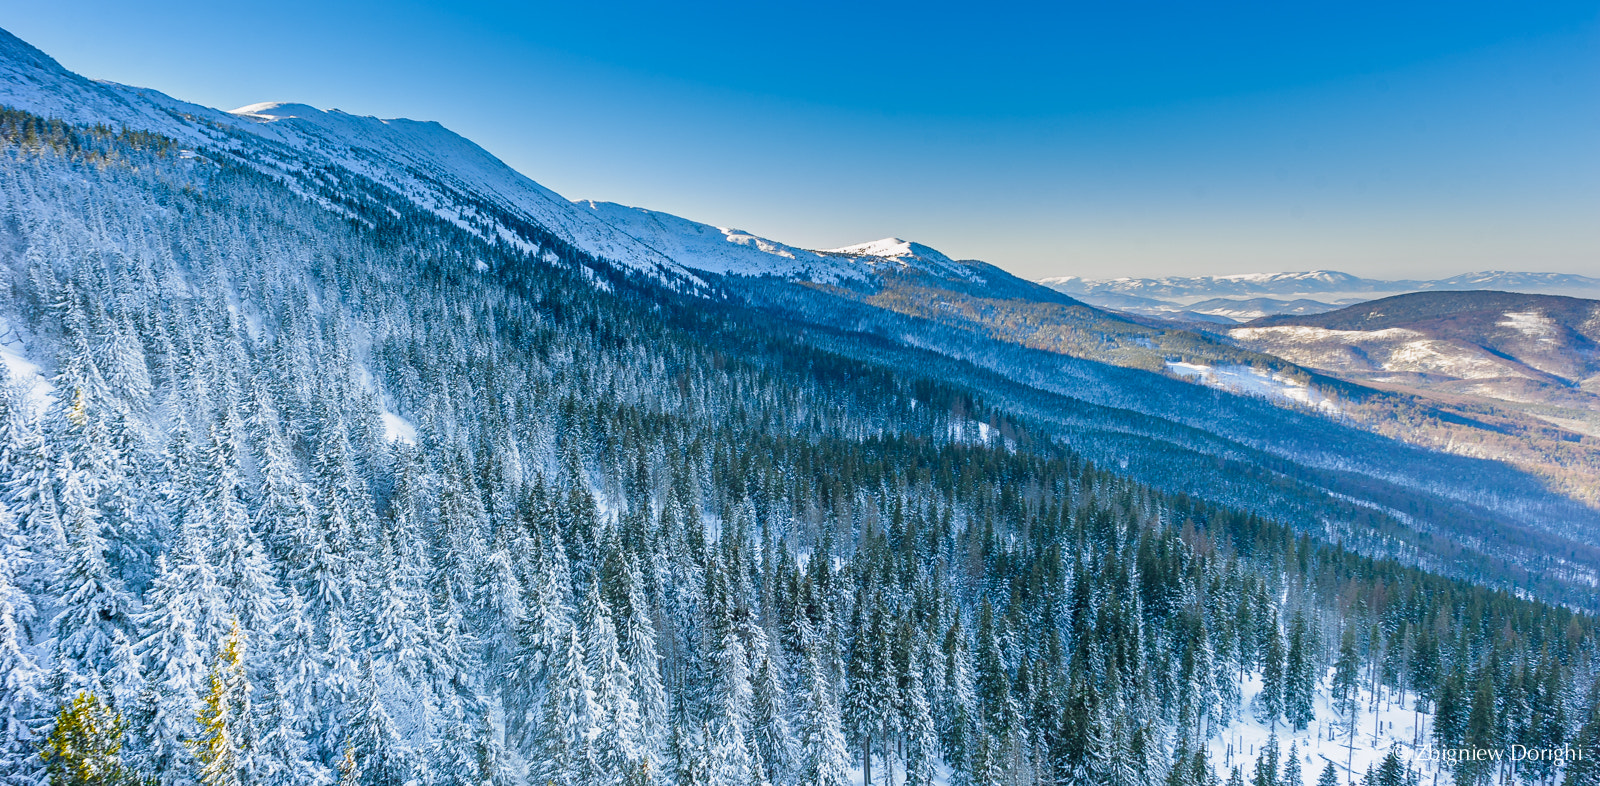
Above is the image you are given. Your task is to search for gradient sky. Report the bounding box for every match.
[6,1,1597,280]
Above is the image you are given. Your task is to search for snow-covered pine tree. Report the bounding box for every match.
[1284,613,1315,732]
[1332,627,1361,746]
[429,712,511,786]
[129,557,204,783]
[534,626,599,786]
[796,654,850,786]
[706,628,759,786]
[366,536,424,681]
[321,610,362,754]
[0,569,43,785]
[271,588,323,740]
[503,527,572,752]
[255,673,330,786]
[900,644,937,786]
[51,470,134,680]
[343,657,412,786]
[1283,743,1302,786]
[1256,613,1285,733]
[750,652,793,785]
[0,390,64,564]
[1250,733,1277,786]
[582,582,646,782]
[476,547,523,678]
[201,419,280,634]
[620,559,669,773]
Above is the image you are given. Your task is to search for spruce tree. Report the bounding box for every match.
[41,692,146,786]
[52,471,133,677]
[1284,614,1315,731]
[1252,734,1278,786]
[343,658,411,786]
[190,621,254,786]
[535,627,598,786]
[796,655,850,786]
[1257,615,1285,733]
[1371,749,1406,786]
[0,570,43,785]
[255,675,328,786]
[1283,743,1302,786]
[706,629,758,786]
[1332,626,1361,780]
[583,583,645,782]
[130,554,205,783]
[750,654,794,786]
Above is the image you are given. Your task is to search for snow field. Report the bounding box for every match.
[1167,361,1340,414]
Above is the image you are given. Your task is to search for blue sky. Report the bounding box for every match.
[7,1,1597,279]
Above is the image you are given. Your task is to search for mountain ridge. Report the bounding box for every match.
[4,25,1598,589]
[4,27,1600,786]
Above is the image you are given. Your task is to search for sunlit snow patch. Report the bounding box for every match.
[1498,311,1556,341]
[1168,361,1339,414]
[0,324,54,417]
[381,412,417,444]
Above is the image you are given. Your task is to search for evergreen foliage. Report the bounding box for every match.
[0,105,1593,786]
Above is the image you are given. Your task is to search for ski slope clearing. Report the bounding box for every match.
[1168,361,1341,414]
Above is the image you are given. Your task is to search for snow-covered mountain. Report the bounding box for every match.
[0,28,707,290]
[5,25,1600,786]
[1042,269,1600,320]
[1231,291,1600,436]
[7,23,1600,556]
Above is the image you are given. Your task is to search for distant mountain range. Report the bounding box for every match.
[1040,270,1600,322]
[1231,290,1600,437]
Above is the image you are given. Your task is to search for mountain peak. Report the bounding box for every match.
[829,237,955,264]
[0,26,70,76]
[230,101,327,120]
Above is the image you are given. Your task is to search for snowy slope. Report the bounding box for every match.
[0,27,1035,302]
[575,201,870,283]
[0,27,699,289]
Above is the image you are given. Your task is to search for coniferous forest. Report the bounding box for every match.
[0,108,1598,786]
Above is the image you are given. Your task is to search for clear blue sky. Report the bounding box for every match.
[7,1,1597,279]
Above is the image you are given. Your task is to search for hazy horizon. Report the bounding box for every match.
[9,1,1595,281]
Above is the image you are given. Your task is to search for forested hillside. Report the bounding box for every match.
[0,107,1597,786]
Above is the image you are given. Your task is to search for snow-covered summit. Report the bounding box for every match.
[827,237,981,281]
[230,102,327,120]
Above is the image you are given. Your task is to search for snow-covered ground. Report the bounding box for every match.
[1212,672,1439,786]
[1167,361,1340,414]
[380,411,418,444]
[0,318,53,416]
[837,672,1444,786]
[1497,311,1557,342]
[1229,326,1538,381]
